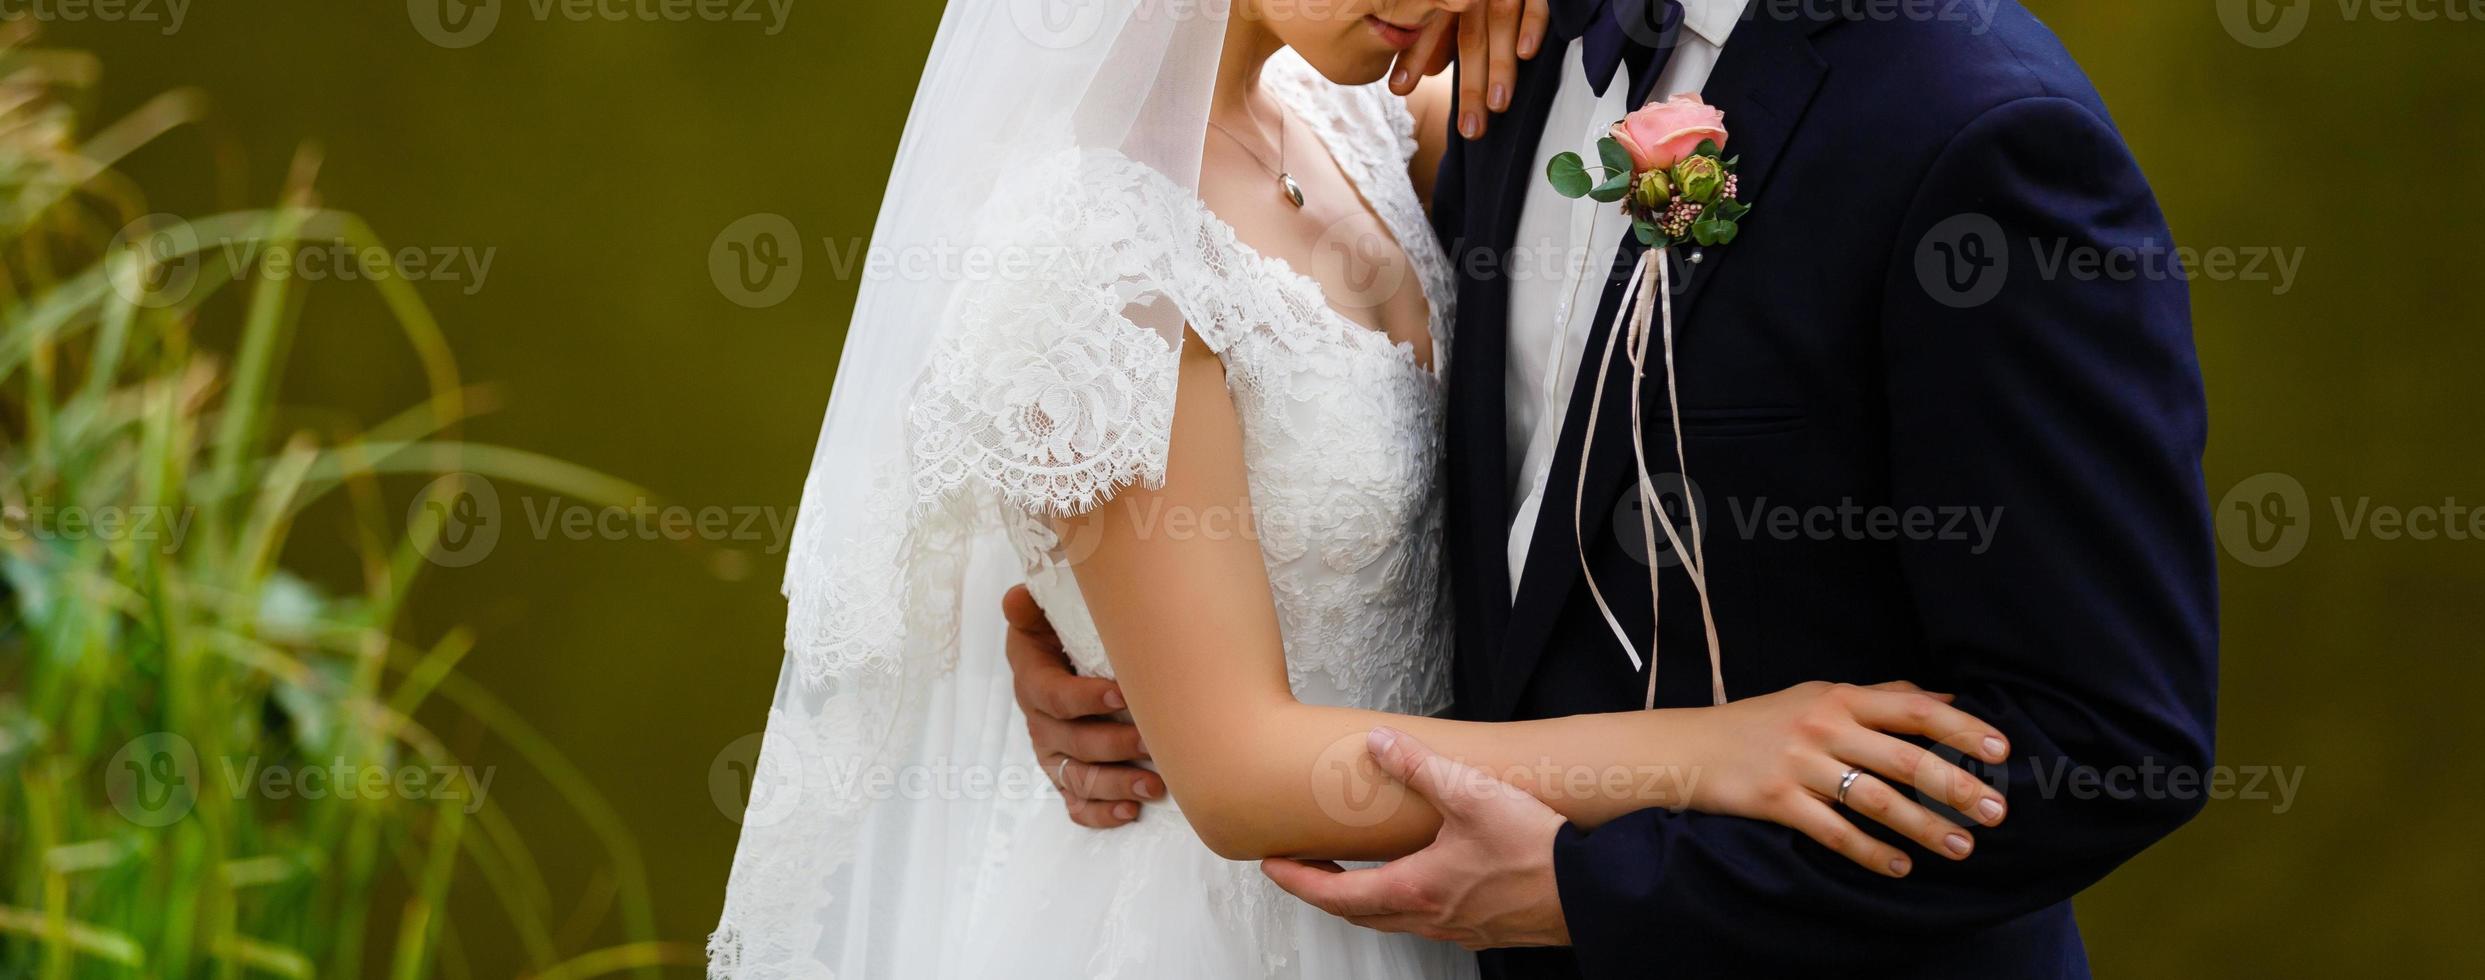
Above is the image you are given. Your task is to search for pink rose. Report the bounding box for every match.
[1609,94,1728,173]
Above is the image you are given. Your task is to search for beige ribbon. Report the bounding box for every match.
[1571,248,1726,710]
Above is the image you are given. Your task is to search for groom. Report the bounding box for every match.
[1004,0,2218,975]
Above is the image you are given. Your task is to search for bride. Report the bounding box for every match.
[710,1,2012,977]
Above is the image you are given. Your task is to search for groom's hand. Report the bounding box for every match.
[1003,585,1162,829]
[1262,728,1570,950]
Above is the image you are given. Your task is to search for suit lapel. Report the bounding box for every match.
[1445,44,1573,713]
[1492,9,1831,718]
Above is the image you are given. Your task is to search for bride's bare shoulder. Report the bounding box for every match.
[1404,73,1455,210]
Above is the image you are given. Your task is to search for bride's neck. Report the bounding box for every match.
[1212,14,1285,122]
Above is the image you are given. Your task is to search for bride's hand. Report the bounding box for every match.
[1389,0,1552,137]
[1690,681,2011,877]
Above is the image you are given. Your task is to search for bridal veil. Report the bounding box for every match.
[709,2,1231,976]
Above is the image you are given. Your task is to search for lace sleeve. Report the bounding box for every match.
[910,273,1185,517]
[909,150,1221,518]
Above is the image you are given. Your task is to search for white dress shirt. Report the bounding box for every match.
[1504,0,1747,600]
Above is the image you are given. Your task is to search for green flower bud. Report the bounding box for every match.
[1634,169,1673,210]
[1672,155,1725,205]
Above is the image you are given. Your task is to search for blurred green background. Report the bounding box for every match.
[28,0,2485,975]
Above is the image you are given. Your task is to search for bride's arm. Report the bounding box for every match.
[1066,332,2011,868]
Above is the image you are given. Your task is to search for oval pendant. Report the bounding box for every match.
[1280,173,1304,208]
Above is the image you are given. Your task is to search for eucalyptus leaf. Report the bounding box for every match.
[1696,138,1722,158]
[1597,136,1633,178]
[1635,220,1661,246]
[1589,172,1631,203]
[1547,151,1592,198]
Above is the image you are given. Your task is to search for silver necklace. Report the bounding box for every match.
[1209,104,1304,208]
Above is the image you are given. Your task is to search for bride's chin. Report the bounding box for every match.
[1293,46,1397,86]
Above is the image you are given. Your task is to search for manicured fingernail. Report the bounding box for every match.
[1521,30,1542,57]
[1460,110,1480,139]
[1489,82,1509,110]
[1976,798,2005,824]
[1981,736,2006,760]
[1116,803,1138,820]
[1134,735,1149,758]
[1367,726,1402,755]
[1944,833,1972,856]
[1138,780,1161,800]
[1888,857,1912,876]
[1392,68,1410,89]
[1104,689,1127,710]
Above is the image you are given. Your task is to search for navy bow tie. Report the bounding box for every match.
[1560,0,1686,98]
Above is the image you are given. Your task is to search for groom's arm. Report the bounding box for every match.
[1552,95,2219,973]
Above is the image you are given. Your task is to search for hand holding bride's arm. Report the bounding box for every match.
[1066,331,2011,873]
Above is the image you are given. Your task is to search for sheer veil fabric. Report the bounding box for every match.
[709,2,1230,977]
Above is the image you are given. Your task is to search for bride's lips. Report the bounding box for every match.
[1364,14,1424,50]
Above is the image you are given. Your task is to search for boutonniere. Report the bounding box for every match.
[1539,94,1745,711]
[1546,94,1749,249]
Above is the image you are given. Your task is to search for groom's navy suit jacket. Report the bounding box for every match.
[1432,2,2218,977]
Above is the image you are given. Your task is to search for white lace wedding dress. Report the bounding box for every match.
[711,49,1471,980]
[952,54,1468,980]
